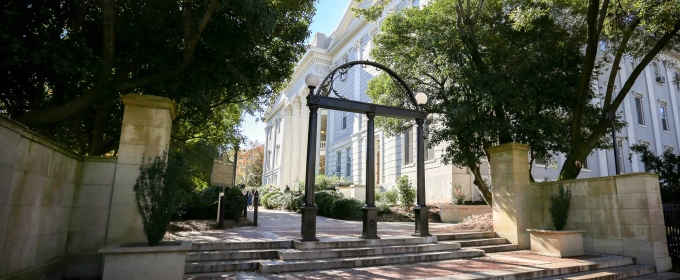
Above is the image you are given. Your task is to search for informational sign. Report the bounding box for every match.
[210,153,235,187]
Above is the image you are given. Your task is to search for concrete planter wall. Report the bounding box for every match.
[527,229,585,257]
[439,205,492,223]
[99,241,191,280]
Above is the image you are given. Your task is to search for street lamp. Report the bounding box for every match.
[415,92,428,106]
[413,91,430,237]
[301,73,321,241]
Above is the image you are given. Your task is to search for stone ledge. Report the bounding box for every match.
[120,94,177,120]
[527,229,586,234]
[99,241,192,255]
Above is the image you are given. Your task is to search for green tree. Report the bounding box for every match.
[236,140,264,187]
[360,0,597,204]
[631,144,680,202]
[507,0,680,179]
[0,0,315,156]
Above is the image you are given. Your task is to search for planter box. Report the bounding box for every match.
[527,229,585,257]
[439,205,491,223]
[99,241,192,280]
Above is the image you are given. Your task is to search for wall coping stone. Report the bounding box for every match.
[120,94,177,120]
[0,114,84,160]
[531,172,659,187]
[99,241,192,255]
[527,229,586,234]
[82,156,118,163]
[486,142,530,154]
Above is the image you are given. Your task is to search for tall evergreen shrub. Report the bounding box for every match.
[134,152,185,246]
[549,184,572,230]
[396,175,416,210]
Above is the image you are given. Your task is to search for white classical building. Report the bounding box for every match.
[261,0,680,203]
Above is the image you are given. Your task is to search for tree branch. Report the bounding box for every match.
[603,18,640,109]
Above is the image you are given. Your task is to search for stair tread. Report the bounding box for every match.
[187,249,279,254]
[467,243,516,248]
[261,249,484,265]
[185,259,270,266]
[281,243,456,252]
[536,264,656,280]
[627,272,680,280]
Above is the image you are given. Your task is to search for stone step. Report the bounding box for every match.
[434,232,496,241]
[259,248,485,274]
[467,244,518,253]
[184,259,265,274]
[435,256,636,280]
[535,264,656,280]
[278,242,462,261]
[186,249,279,262]
[628,272,680,279]
[183,272,266,280]
[451,237,508,247]
[293,236,437,250]
[191,240,292,251]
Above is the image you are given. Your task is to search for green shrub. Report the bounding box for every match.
[315,174,354,191]
[396,175,416,210]
[381,188,399,206]
[330,198,363,219]
[451,182,466,205]
[262,192,281,209]
[314,190,342,215]
[549,184,572,230]
[133,152,185,246]
[377,201,391,214]
[173,186,220,220]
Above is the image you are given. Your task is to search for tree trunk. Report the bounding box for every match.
[470,164,492,206]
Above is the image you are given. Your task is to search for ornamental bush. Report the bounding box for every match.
[451,182,466,205]
[396,175,416,210]
[133,151,185,246]
[329,198,363,219]
[549,184,572,230]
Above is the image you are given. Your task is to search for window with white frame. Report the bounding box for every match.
[335,150,342,175]
[666,146,675,154]
[617,139,625,173]
[345,148,352,177]
[534,154,547,166]
[653,61,660,78]
[634,94,645,126]
[640,141,651,172]
[341,113,348,130]
[660,102,670,132]
[424,122,435,161]
[403,127,413,165]
[675,70,680,91]
[582,157,590,170]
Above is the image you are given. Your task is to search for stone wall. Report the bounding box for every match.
[487,142,671,273]
[0,94,176,280]
[0,117,81,280]
[65,157,117,278]
[532,174,670,271]
[439,205,492,223]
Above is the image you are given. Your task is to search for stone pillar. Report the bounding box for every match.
[290,98,302,187]
[106,94,176,245]
[280,105,293,190]
[486,143,532,249]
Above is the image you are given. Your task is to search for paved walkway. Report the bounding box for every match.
[168,208,459,242]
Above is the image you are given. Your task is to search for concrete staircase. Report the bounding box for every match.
[435,231,518,253]
[183,233,499,277]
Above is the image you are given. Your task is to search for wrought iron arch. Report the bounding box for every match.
[313,60,421,111]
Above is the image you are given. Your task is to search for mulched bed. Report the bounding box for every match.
[380,206,442,223]
[167,218,253,233]
[442,213,493,231]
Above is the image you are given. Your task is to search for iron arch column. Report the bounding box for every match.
[301,93,319,242]
[413,118,430,237]
[361,112,379,239]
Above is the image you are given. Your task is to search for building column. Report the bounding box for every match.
[290,97,302,187]
[263,126,270,184]
[665,67,680,149]
[280,105,293,190]
[644,68,663,155]
[299,90,311,182]
[487,143,532,249]
[618,65,640,171]
[106,94,176,245]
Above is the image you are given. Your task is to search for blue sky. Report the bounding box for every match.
[239,0,351,144]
